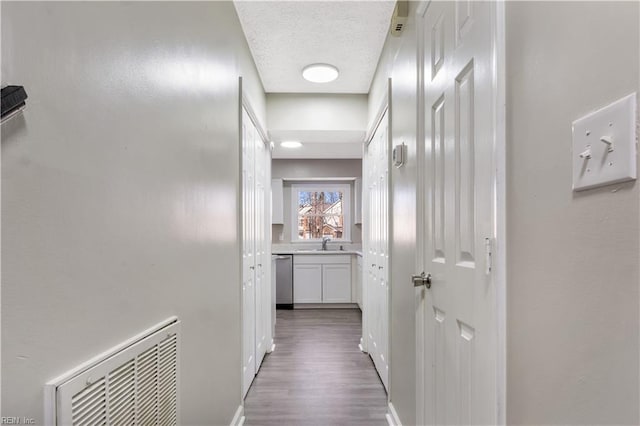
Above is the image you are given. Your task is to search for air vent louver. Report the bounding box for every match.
[46,318,180,426]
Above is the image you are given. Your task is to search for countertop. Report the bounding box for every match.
[273,249,363,257]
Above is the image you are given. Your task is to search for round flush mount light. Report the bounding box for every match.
[280,141,302,149]
[302,63,339,83]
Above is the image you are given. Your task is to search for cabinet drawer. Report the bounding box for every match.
[294,254,352,265]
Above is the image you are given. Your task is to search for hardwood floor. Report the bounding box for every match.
[244,309,388,426]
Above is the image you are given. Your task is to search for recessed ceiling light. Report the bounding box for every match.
[281,141,302,149]
[302,64,339,83]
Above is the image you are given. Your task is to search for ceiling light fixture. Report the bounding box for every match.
[280,141,302,149]
[302,63,339,83]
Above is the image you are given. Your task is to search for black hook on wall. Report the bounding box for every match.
[1,85,28,124]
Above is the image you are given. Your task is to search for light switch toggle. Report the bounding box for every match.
[600,136,614,152]
[571,92,636,191]
[579,147,592,159]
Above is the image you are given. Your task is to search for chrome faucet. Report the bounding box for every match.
[322,236,331,251]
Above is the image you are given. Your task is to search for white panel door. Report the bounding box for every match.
[364,108,390,391]
[241,107,256,398]
[293,264,322,303]
[242,105,271,397]
[254,118,268,371]
[322,264,351,303]
[418,1,497,424]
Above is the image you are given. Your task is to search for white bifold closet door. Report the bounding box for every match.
[364,108,390,392]
[242,106,271,398]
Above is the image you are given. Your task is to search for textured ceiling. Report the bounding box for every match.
[234,0,396,94]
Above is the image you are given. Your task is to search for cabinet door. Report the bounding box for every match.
[271,178,284,224]
[293,264,322,303]
[356,257,363,309]
[354,178,363,224]
[322,264,351,303]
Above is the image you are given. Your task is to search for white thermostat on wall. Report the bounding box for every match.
[392,143,406,168]
[572,92,637,191]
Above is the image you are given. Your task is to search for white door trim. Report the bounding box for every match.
[386,78,393,398]
[492,1,507,423]
[237,76,245,406]
[413,2,507,424]
[241,87,268,145]
[366,89,390,147]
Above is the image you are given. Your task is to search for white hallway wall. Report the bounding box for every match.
[506,2,640,424]
[368,3,418,425]
[1,2,265,424]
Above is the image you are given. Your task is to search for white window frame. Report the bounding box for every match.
[290,183,351,243]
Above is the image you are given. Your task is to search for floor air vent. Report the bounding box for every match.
[45,317,180,426]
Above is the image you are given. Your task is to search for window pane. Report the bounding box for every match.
[297,215,324,240]
[323,191,343,215]
[298,191,343,215]
[322,215,344,239]
[296,215,344,240]
[296,188,345,240]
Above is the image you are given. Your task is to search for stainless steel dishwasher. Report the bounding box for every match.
[275,255,293,309]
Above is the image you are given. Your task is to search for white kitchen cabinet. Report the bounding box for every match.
[354,178,362,225]
[271,178,284,224]
[293,264,322,303]
[322,264,351,303]
[294,254,352,304]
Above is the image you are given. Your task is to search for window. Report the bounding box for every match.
[291,183,351,242]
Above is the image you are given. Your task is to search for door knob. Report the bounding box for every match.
[412,272,432,289]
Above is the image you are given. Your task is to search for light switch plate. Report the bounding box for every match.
[572,93,637,191]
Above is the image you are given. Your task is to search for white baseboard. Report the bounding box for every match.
[294,303,359,309]
[359,337,367,353]
[386,402,402,426]
[230,404,244,426]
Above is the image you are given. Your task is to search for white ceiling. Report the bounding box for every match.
[270,130,364,159]
[234,0,396,94]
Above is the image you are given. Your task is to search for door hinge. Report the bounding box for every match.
[485,237,493,276]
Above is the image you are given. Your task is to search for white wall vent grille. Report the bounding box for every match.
[45,317,180,426]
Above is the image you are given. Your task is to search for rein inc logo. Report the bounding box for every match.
[1,418,35,425]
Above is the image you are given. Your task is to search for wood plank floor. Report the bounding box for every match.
[244,309,388,426]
